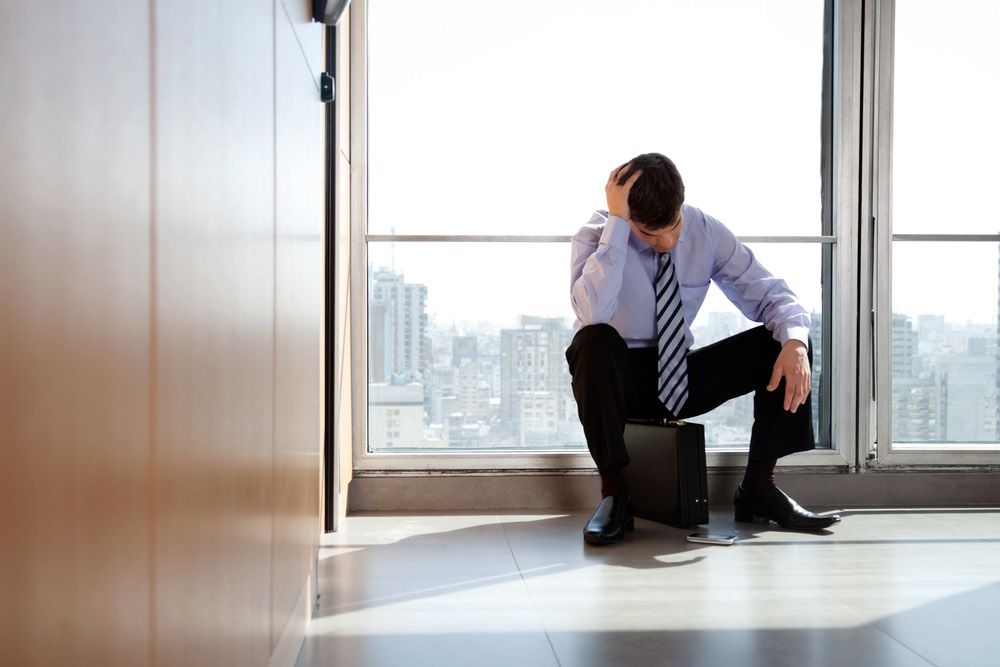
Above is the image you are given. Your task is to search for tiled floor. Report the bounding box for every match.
[298,507,1000,667]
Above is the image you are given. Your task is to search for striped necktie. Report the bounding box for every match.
[655,252,689,414]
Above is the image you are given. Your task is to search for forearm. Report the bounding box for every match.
[711,225,811,345]
[760,295,811,346]
[570,215,631,324]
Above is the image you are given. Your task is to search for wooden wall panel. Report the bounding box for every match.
[153,1,276,665]
[0,3,152,666]
[272,3,324,651]
[2,2,325,664]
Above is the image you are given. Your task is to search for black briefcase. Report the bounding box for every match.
[622,419,709,528]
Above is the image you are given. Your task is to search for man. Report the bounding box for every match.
[566,152,839,545]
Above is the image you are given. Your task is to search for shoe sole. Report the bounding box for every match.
[583,517,635,545]
[735,513,840,531]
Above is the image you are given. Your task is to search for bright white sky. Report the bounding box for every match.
[891,0,1000,326]
[367,0,999,329]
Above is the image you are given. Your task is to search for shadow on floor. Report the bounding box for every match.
[314,511,843,618]
[300,582,1000,667]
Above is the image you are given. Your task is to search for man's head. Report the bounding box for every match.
[617,153,685,230]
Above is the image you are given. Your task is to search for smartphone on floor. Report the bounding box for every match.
[687,532,736,546]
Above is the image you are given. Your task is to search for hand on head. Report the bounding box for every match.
[606,162,642,221]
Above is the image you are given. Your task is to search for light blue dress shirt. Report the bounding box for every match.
[570,205,811,349]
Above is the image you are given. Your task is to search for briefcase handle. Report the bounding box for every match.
[626,417,688,427]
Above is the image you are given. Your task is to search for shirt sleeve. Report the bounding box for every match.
[570,214,632,325]
[708,218,811,346]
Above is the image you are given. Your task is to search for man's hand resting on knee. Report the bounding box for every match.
[767,340,811,413]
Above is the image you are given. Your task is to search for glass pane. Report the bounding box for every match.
[891,242,999,444]
[691,243,828,447]
[367,242,582,452]
[367,0,824,236]
[892,1,1000,234]
[366,241,829,452]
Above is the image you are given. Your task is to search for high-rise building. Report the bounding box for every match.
[368,383,426,449]
[452,336,477,367]
[368,301,389,383]
[514,391,560,447]
[892,313,917,380]
[452,360,491,419]
[892,313,942,441]
[938,348,996,442]
[369,267,430,384]
[368,268,431,451]
[499,315,574,446]
[893,376,942,442]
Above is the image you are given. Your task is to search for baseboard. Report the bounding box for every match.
[268,571,312,667]
[347,471,1000,512]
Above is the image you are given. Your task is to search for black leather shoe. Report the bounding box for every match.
[583,495,634,545]
[734,485,840,531]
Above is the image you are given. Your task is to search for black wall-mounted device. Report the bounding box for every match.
[313,0,351,26]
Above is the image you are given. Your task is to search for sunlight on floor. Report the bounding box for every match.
[301,508,1000,666]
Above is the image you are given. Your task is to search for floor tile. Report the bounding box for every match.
[311,576,543,634]
[298,630,558,667]
[300,508,1000,667]
[300,569,557,667]
[543,626,932,667]
[868,581,1000,667]
[319,513,518,577]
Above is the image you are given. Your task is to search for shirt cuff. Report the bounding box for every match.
[600,215,631,250]
[777,325,811,348]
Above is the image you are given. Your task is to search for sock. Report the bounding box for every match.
[600,464,629,498]
[742,457,777,496]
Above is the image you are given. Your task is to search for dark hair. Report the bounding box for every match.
[618,153,685,229]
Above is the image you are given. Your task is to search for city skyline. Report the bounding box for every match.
[367,265,826,451]
[368,262,1000,451]
[367,240,1000,334]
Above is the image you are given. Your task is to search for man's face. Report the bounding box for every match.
[630,210,684,253]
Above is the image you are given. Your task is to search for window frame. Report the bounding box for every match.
[350,0,860,474]
[870,0,1000,467]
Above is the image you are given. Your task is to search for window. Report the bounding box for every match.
[875,0,1000,462]
[357,0,843,466]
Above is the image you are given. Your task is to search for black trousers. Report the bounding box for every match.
[565,323,814,473]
